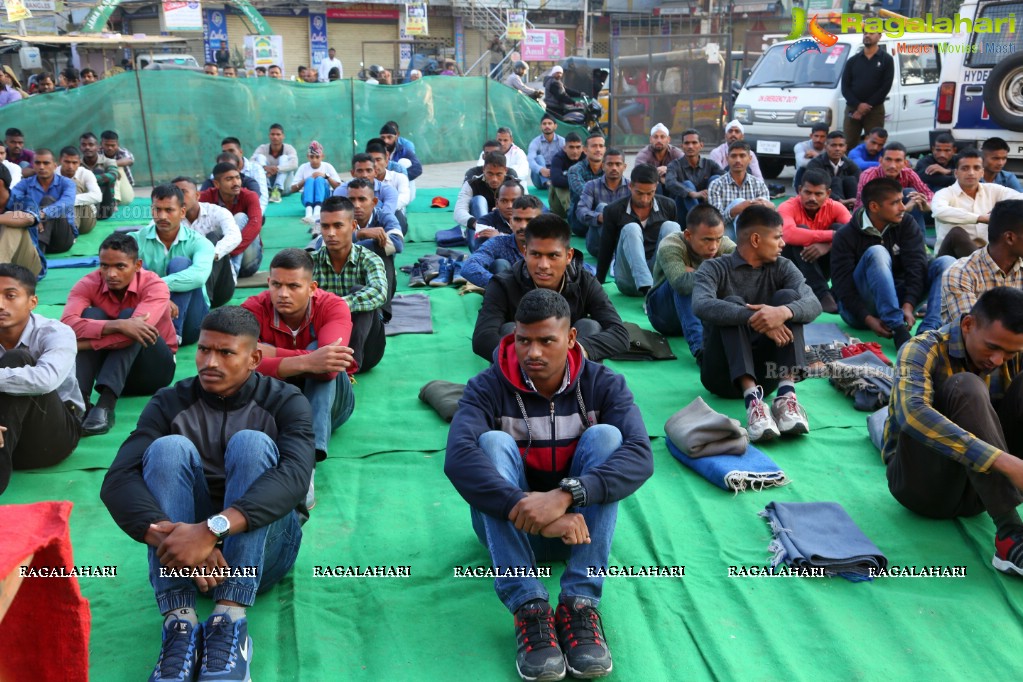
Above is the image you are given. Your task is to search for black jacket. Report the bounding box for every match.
[830,208,928,326]
[807,153,861,180]
[550,151,582,189]
[596,195,678,283]
[472,254,629,362]
[101,373,315,543]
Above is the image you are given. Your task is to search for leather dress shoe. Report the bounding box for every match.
[82,406,115,436]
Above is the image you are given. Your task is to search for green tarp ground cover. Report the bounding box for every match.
[3,188,1022,681]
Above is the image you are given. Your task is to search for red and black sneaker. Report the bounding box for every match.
[514,600,566,682]
[993,531,1023,576]
[555,599,613,679]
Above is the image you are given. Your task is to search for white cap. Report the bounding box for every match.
[725,120,744,133]
[551,65,564,75]
[650,123,670,136]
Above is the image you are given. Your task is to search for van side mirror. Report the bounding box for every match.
[742,68,752,82]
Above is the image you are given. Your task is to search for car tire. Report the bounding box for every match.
[758,157,786,179]
[983,52,1023,132]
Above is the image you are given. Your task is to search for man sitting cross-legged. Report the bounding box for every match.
[100,306,314,682]
[0,263,82,495]
[61,233,177,437]
[692,204,822,442]
[311,196,389,374]
[462,195,545,289]
[884,286,1023,578]
[173,177,241,309]
[470,179,524,252]
[645,204,735,365]
[446,288,653,682]
[133,184,215,346]
[242,248,356,464]
[473,213,629,363]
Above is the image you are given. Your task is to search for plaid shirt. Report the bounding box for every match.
[854,166,932,209]
[940,247,1023,324]
[708,171,769,218]
[105,147,135,185]
[884,321,1023,471]
[311,244,388,314]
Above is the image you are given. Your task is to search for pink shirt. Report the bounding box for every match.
[854,166,933,209]
[778,196,851,246]
[62,268,178,352]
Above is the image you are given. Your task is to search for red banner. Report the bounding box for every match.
[326,7,399,20]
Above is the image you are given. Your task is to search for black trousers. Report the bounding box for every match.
[358,239,396,321]
[0,349,81,494]
[782,239,837,301]
[700,289,806,399]
[75,307,176,408]
[936,226,983,259]
[350,310,386,374]
[203,230,238,308]
[37,196,76,254]
[829,176,859,202]
[887,372,1023,519]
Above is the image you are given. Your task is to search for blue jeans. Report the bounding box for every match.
[530,168,550,190]
[903,188,926,232]
[584,203,608,258]
[228,213,264,279]
[302,341,356,458]
[470,195,488,221]
[469,425,622,613]
[614,221,682,296]
[645,280,703,356]
[838,245,953,333]
[617,101,646,134]
[166,256,209,345]
[302,176,330,207]
[143,431,303,612]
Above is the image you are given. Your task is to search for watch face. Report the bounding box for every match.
[209,515,230,535]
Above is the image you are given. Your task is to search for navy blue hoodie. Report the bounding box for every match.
[445,334,653,520]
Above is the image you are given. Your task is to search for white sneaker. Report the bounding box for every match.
[301,214,314,225]
[746,386,781,442]
[772,393,810,435]
[305,470,316,510]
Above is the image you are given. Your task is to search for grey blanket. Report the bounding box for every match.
[665,397,749,458]
[385,294,434,336]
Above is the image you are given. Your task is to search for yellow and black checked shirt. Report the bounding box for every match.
[940,248,1023,325]
[883,320,1023,472]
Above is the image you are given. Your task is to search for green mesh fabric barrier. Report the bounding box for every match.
[0,73,586,185]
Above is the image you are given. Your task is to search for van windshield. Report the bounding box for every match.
[744,43,850,89]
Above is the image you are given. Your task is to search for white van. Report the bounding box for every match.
[135,53,200,70]
[732,32,947,178]
[934,0,1023,173]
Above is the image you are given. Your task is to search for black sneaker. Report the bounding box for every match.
[149,617,201,682]
[514,600,566,682]
[420,255,443,283]
[994,531,1023,576]
[893,325,912,350]
[555,599,612,679]
[409,263,426,288]
[435,247,466,260]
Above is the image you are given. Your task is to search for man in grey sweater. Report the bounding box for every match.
[692,204,822,441]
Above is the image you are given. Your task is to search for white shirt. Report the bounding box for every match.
[932,181,1023,250]
[239,160,268,212]
[478,144,530,185]
[381,169,410,212]
[64,166,102,209]
[318,57,343,82]
[3,159,21,188]
[793,140,824,170]
[293,162,341,187]
[183,202,242,261]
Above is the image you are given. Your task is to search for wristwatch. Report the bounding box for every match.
[206,514,231,540]
[559,478,587,508]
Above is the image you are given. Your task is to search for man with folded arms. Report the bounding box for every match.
[447,288,652,681]
[101,306,314,682]
[62,233,177,436]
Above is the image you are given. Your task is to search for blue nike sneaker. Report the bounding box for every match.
[198,613,252,681]
[149,616,201,682]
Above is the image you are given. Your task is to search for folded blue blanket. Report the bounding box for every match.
[664,436,789,493]
[760,501,888,582]
[45,256,99,269]
[435,226,467,247]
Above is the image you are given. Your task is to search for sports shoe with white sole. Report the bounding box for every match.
[771,393,810,435]
[149,617,201,682]
[993,531,1023,577]
[746,386,781,442]
[199,613,251,681]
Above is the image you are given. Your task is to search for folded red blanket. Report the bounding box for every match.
[0,501,90,682]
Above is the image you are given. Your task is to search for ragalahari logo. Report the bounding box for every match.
[784,8,839,61]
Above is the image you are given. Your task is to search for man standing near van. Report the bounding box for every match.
[841,32,894,146]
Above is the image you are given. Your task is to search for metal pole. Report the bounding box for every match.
[133,67,157,187]
[581,2,589,58]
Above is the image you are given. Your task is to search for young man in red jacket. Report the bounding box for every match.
[446,288,653,681]
[241,249,355,465]
[199,161,264,278]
